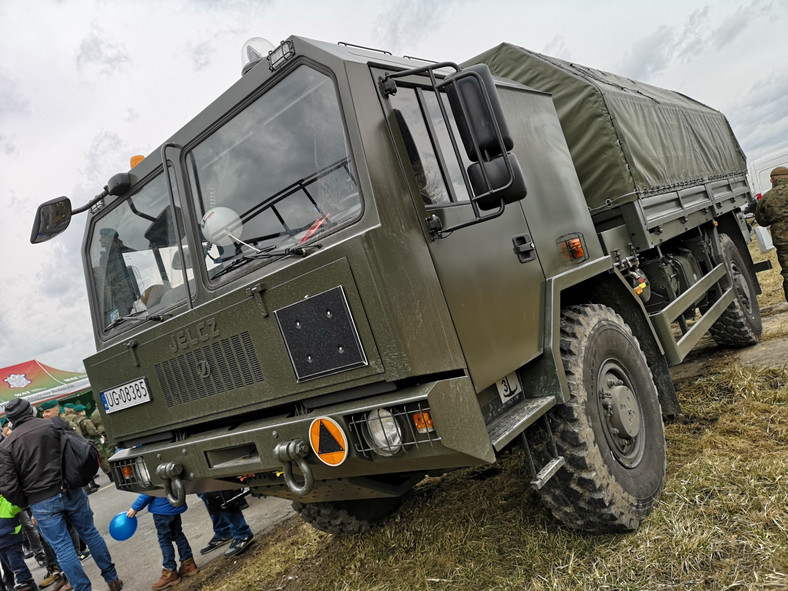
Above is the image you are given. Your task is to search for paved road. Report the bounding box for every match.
[24,472,294,591]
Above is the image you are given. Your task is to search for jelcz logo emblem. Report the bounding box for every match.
[196,360,211,379]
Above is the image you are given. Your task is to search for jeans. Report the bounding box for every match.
[0,543,33,586]
[30,488,119,591]
[199,495,253,541]
[152,514,192,571]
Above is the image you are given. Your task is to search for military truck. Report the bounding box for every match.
[31,36,769,534]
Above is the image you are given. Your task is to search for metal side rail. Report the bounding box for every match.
[487,395,555,452]
[649,262,734,366]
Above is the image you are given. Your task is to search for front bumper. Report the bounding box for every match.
[110,375,495,503]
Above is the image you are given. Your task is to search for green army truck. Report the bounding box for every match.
[31,36,768,534]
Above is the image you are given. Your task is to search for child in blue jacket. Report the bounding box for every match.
[0,495,36,591]
[126,495,198,590]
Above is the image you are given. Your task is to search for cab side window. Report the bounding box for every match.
[390,87,472,206]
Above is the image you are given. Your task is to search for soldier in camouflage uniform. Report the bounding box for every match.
[90,408,113,482]
[755,166,788,303]
[61,403,80,434]
[74,405,103,493]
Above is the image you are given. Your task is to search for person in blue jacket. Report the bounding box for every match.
[126,495,199,590]
[0,494,37,591]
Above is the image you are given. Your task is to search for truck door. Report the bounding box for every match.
[382,81,545,392]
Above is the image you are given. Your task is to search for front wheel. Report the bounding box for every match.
[292,497,403,535]
[534,304,666,533]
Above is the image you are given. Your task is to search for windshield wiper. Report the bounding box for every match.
[209,254,258,280]
[103,312,172,332]
[251,245,322,259]
[210,245,321,280]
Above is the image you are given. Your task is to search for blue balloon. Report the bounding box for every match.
[109,512,137,541]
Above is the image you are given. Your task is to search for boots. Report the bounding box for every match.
[39,566,62,588]
[177,557,199,578]
[151,569,179,590]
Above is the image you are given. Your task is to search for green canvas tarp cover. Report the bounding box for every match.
[465,43,748,211]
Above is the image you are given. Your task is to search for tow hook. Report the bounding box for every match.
[156,462,186,507]
[274,440,314,496]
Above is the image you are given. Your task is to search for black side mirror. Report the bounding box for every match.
[441,64,526,209]
[30,197,73,244]
[440,64,513,162]
[469,153,527,211]
[30,172,131,244]
[106,173,131,197]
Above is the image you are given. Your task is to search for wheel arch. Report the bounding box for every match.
[560,268,682,417]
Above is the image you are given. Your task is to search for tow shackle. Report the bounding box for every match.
[274,439,314,497]
[156,461,186,507]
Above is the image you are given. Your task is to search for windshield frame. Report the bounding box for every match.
[84,164,193,340]
[182,58,363,285]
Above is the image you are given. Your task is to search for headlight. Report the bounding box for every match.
[135,457,152,486]
[365,408,403,456]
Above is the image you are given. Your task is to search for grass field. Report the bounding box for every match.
[188,239,788,591]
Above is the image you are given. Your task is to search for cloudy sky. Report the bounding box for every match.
[1,0,786,372]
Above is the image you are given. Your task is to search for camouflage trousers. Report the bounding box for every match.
[777,244,788,302]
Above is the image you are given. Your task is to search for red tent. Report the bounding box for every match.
[0,360,91,413]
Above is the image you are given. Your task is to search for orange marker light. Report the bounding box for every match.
[567,238,584,259]
[130,155,144,168]
[558,235,587,261]
[120,465,134,479]
[413,411,435,434]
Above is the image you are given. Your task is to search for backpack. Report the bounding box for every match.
[58,426,101,490]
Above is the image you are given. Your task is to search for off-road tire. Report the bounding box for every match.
[708,233,762,347]
[292,497,403,535]
[534,304,666,533]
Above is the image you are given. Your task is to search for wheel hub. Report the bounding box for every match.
[597,361,646,468]
[608,384,640,439]
[730,260,753,314]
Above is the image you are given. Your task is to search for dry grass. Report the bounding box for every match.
[183,233,788,591]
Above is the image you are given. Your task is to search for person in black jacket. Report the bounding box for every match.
[0,399,123,591]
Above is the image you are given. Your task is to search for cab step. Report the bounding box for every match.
[487,395,555,451]
[531,456,565,489]
[519,413,565,490]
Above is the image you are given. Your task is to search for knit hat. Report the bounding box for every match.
[770,166,788,178]
[4,398,33,424]
[40,400,59,410]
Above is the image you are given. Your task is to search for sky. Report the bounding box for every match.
[1,0,786,372]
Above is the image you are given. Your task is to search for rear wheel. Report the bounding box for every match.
[292,497,403,535]
[534,304,666,532]
[708,233,761,347]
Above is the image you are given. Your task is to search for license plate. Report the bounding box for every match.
[101,378,151,414]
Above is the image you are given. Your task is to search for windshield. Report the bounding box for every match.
[187,65,359,279]
[88,172,192,330]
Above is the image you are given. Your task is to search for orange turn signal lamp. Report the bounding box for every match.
[413,410,435,434]
[120,465,134,479]
[564,238,585,259]
[130,155,144,169]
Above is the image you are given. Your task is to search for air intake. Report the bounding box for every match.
[154,331,264,407]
